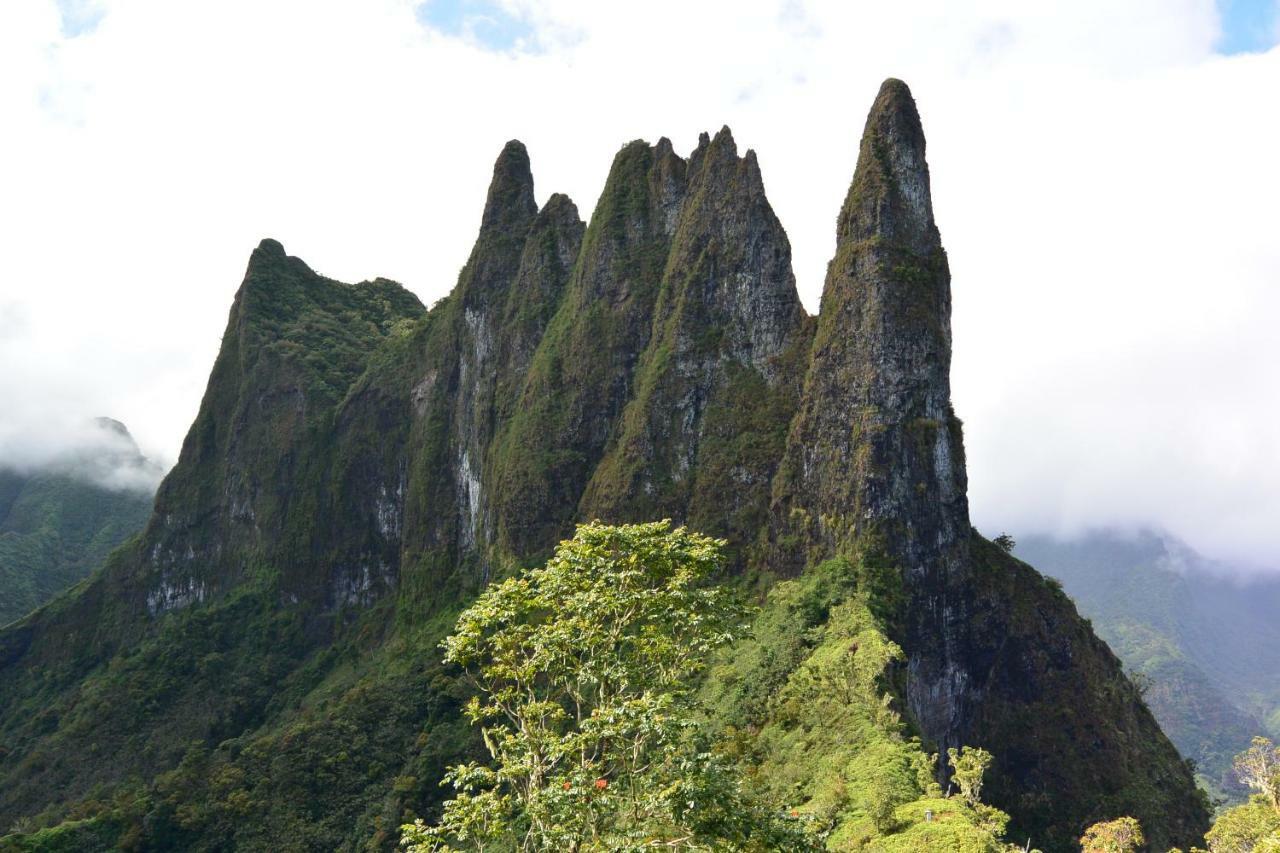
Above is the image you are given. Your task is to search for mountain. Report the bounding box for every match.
[1016,529,1280,800]
[0,80,1208,852]
[0,418,159,626]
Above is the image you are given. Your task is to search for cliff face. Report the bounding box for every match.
[770,79,973,756]
[0,80,1208,851]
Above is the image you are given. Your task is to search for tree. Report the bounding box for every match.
[1204,738,1280,853]
[1079,817,1144,853]
[948,746,993,807]
[1204,798,1280,852]
[1234,737,1280,812]
[402,520,805,852]
[993,533,1016,553]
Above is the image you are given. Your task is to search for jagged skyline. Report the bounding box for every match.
[0,79,1211,849]
[2,1,1278,569]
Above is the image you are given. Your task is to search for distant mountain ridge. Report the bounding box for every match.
[0,418,158,625]
[1015,529,1280,800]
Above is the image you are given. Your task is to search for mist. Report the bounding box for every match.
[0,414,166,494]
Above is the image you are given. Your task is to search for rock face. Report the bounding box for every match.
[0,80,1208,852]
[771,78,972,755]
[579,128,812,559]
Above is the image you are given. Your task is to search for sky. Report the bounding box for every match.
[0,0,1277,568]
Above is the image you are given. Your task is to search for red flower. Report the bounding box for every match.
[789,809,799,817]
[594,778,608,790]
[562,782,571,790]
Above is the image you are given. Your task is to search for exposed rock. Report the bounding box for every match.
[0,83,1210,852]
[490,138,688,559]
[770,76,971,755]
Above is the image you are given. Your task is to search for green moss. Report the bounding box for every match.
[966,534,1212,851]
[702,557,1013,851]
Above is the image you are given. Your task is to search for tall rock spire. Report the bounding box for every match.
[489,138,688,559]
[835,78,939,253]
[579,127,812,560]
[770,77,971,750]
[773,77,967,571]
[479,140,538,235]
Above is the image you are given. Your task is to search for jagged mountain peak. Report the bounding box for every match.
[539,191,578,219]
[240,236,325,294]
[0,82,1210,853]
[837,76,938,255]
[480,139,537,234]
[254,236,286,257]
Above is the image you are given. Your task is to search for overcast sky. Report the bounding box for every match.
[1,0,1277,568]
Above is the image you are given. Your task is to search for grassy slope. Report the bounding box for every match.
[703,558,1016,851]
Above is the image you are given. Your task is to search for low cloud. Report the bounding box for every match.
[0,416,165,493]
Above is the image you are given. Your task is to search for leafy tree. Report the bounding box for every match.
[1203,737,1280,852]
[1204,798,1280,852]
[1234,737,1280,812]
[402,520,806,852]
[948,746,993,807]
[993,533,1016,553]
[1079,816,1144,853]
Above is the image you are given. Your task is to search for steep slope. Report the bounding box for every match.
[490,136,688,561]
[765,79,1207,851]
[0,419,156,625]
[579,128,813,562]
[1017,529,1280,799]
[0,245,428,832]
[0,80,1209,852]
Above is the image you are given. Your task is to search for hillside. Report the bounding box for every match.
[0,80,1208,852]
[1016,530,1280,800]
[0,419,158,626]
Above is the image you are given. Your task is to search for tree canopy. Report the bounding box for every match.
[402,520,805,851]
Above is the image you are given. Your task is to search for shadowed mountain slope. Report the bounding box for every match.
[1018,529,1280,801]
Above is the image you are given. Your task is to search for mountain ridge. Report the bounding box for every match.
[0,79,1209,852]
[1016,528,1280,800]
[0,418,157,627]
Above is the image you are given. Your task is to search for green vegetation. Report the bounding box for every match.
[1203,737,1280,852]
[0,464,152,626]
[1232,738,1280,811]
[1017,532,1280,800]
[405,521,803,851]
[1079,816,1143,853]
[1205,797,1280,852]
[701,557,1023,851]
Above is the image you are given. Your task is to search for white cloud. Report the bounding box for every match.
[0,0,1276,566]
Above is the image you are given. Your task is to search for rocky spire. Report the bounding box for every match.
[772,78,965,568]
[490,138,688,558]
[479,140,538,235]
[449,140,541,318]
[579,127,811,553]
[835,78,939,254]
[769,77,971,751]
